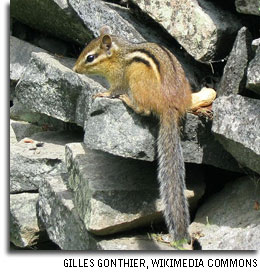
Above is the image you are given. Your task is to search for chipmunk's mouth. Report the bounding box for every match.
[72,65,83,74]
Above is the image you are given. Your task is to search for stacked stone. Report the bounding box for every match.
[10,0,259,250]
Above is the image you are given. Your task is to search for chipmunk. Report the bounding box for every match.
[73,26,200,241]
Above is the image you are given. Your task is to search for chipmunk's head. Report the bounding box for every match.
[73,26,120,78]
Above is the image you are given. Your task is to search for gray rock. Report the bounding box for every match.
[235,0,260,16]
[10,119,43,142]
[212,95,260,175]
[38,173,96,250]
[65,143,205,236]
[15,52,106,127]
[10,0,92,45]
[10,193,47,248]
[68,0,146,43]
[10,99,67,131]
[10,130,82,193]
[37,171,176,250]
[10,36,48,82]
[84,97,157,161]
[246,46,260,95]
[189,177,260,250]
[36,36,69,56]
[66,143,162,235]
[131,0,241,62]
[31,129,83,145]
[10,80,16,101]
[96,235,176,250]
[10,121,18,145]
[84,97,240,171]
[252,38,260,52]
[218,27,253,96]
[181,113,241,172]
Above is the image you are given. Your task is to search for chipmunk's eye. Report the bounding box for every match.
[86,55,95,63]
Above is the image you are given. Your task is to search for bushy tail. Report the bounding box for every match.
[157,111,190,241]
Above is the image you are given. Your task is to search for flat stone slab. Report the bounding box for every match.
[10,99,68,131]
[96,235,176,250]
[212,94,260,175]
[189,177,260,250]
[10,129,82,193]
[235,0,260,16]
[15,52,106,127]
[10,36,48,82]
[181,112,240,172]
[84,97,157,162]
[10,193,47,248]
[37,172,179,250]
[246,46,260,95]
[84,97,240,171]
[252,38,260,52]
[38,173,96,250]
[131,0,240,62]
[10,119,43,142]
[69,0,145,43]
[217,27,253,96]
[65,143,205,236]
[10,0,92,45]
[66,143,162,235]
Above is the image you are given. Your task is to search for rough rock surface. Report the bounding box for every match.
[212,95,260,175]
[84,97,240,171]
[235,0,260,16]
[10,0,92,45]
[218,27,253,96]
[10,36,48,82]
[84,97,157,162]
[189,177,260,250]
[66,142,162,235]
[65,143,205,236]
[246,46,260,95]
[252,38,260,52]
[69,0,145,43]
[131,0,241,62]
[10,129,82,193]
[15,52,106,127]
[10,193,47,248]
[96,235,175,250]
[10,99,67,130]
[10,121,18,145]
[181,113,240,172]
[38,173,96,250]
[10,119,43,142]
[38,172,177,250]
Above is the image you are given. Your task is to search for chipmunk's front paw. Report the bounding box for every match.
[118,94,130,102]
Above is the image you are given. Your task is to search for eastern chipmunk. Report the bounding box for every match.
[73,26,192,241]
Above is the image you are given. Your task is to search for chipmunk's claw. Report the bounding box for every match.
[191,105,213,119]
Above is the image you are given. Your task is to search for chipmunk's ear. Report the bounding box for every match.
[101,34,112,51]
[99,26,113,53]
[99,25,111,36]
